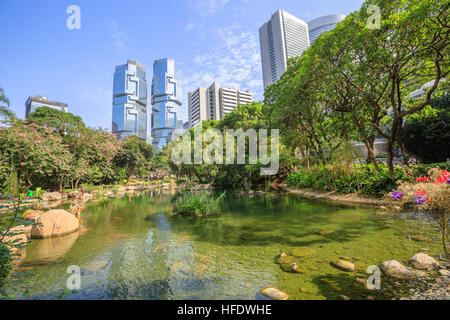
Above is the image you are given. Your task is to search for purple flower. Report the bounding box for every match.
[447,177,450,184]
[414,195,426,205]
[392,191,404,200]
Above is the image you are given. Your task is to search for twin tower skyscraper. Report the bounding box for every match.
[112,58,182,149]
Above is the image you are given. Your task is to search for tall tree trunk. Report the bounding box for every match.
[365,136,379,173]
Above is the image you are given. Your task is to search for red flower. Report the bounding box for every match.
[427,197,433,204]
[416,177,430,182]
[435,175,447,184]
[414,190,427,196]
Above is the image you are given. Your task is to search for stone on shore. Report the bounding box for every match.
[42,192,62,202]
[260,286,289,300]
[409,253,440,271]
[380,260,426,280]
[31,209,80,239]
[332,259,355,272]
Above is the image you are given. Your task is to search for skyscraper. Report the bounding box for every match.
[112,59,148,140]
[308,14,346,43]
[25,96,68,118]
[151,58,182,149]
[188,82,253,128]
[259,10,310,88]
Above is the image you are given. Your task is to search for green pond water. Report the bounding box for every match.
[3,191,444,300]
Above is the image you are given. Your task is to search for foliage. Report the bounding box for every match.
[286,163,406,197]
[0,88,15,122]
[174,192,226,217]
[401,94,450,163]
[114,135,154,181]
[264,0,449,175]
[26,107,85,135]
[0,243,12,288]
[166,102,299,190]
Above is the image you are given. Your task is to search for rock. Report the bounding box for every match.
[439,269,450,277]
[380,260,426,280]
[410,253,440,271]
[289,246,315,257]
[278,254,296,265]
[290,263,305,274]
[332,259,355,272]
[31,209,80,239]
[10,225,32,238]
[260,286,289,300]
[1,227,28,254]
[42,192,62,202]
[393,206,402,212]
[409,235,431,242]
[339,294,350,300]
[318,230,334,236]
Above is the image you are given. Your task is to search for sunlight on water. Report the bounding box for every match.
[5,191,443,300]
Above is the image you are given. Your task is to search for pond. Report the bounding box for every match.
[3,191,444,300]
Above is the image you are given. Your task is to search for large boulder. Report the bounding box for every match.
[410,253,440,271]
[24,210,44,221]
[42,192,62,202]
[31,209,79,239]
[380,260,425,280]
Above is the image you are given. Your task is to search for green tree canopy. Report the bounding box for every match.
[26,106,85,135]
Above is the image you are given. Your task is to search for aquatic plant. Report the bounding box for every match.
[174,192,226,218]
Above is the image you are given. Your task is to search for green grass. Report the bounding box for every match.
[174,192,226,217]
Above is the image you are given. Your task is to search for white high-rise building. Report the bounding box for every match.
[188,82,253,128]
[259,10,310,88]
[308,14,346,43]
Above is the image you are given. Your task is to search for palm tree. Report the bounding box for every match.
[0,87,15,121]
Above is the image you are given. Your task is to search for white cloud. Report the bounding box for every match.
[188,0,230,16]
[107,20,128,52]
[180,25,263,106]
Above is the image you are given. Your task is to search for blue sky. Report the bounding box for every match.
[0,0,364,130]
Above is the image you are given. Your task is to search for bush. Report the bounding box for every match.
[401,94,450,164]
[174,192,225,217]
[286,163,405,197]
[0,243,12,288]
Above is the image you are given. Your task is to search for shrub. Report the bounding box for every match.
[386,169,450,259]
[286,163,405,197]
[0,242,12,288]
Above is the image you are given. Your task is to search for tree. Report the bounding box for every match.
[26,106,85,135]
[0,88,15,122]
[114,136,154,182]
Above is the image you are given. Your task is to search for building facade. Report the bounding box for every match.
[188,82,253,128]
[151,58,182,149]
[259,10,310,88]
[308,14,346,43]
[25,96,68,118]
[112,59,148,140]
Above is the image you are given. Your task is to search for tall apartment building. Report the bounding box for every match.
[112,59,148,140]
[188,82,253,128]
[259,10,310,88]
[25,96,68,118]
[308,14,346,43]
[151,58,182,149]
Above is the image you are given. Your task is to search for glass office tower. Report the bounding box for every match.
[308,14,346,43]
[151,58,182,149]
[112,59,148,140]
